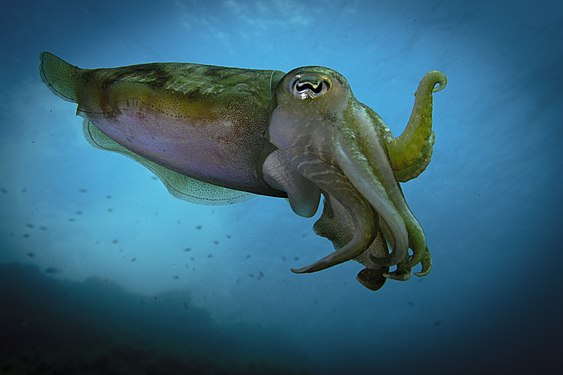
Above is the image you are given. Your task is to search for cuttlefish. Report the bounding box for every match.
[39,52,446,291]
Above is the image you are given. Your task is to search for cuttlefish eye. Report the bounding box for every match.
[290,74,331,100]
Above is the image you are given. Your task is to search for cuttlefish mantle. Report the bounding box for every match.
[39,51,447,291]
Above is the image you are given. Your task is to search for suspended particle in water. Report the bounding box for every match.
[44,267,60,274]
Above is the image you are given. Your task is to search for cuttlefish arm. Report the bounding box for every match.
[385,71,448,182]
[313,193,390,291]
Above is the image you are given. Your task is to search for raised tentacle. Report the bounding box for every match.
[386,70,447,182]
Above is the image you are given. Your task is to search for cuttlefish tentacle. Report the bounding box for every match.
[415,247,432,276]
[333,125,409,266]
[355,104,428,269]
[289,153,377,274]
[313,192,391,290]
[385,71,448,182]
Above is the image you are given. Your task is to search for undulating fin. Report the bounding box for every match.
[82,120,254,205]
[39,52,81,103]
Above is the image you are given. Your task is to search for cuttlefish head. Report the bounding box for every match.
[268,66,352,150]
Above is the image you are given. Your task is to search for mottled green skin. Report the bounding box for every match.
[40,52,446,291]
[387,71,447,182]
[75,62,285,114]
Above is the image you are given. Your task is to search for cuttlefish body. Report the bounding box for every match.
[39,52,446,291]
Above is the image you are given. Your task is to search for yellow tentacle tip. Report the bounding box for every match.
[423,70,448,93]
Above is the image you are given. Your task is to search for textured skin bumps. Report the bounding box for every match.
[386,71,447,182]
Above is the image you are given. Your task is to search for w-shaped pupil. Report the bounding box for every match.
[297,81,323,94]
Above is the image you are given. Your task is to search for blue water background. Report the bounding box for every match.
[0,0,562,373]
